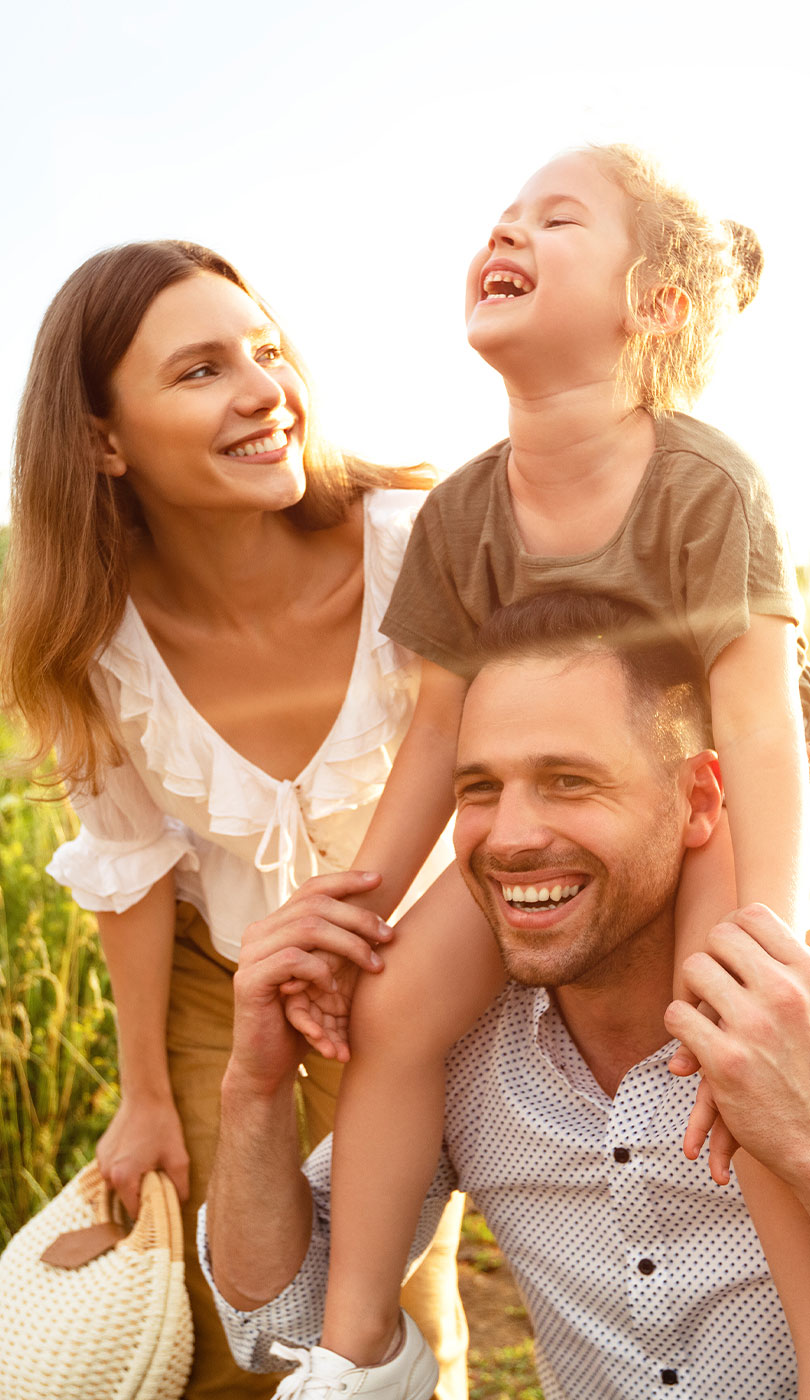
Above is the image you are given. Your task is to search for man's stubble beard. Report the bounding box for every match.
[465,788,684,992]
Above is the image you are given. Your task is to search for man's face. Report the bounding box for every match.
[452,652,689,989]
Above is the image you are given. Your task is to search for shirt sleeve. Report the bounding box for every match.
[46,752,198,913]
[381,492,483,677]
[196,1133,457,1372]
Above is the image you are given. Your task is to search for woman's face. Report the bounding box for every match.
[97,271,309,517]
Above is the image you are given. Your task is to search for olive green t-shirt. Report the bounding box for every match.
[382,412,810,723]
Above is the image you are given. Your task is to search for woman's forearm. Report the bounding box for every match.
[96,871,178,1098]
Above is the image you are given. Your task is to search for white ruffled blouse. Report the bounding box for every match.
[47,490,450,962]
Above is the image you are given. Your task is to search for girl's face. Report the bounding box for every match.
[96,272,308,517]
[465,152,635,385]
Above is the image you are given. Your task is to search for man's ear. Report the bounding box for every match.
[637,284,692,336]
[89,416,127,477]
[682,749,724,849]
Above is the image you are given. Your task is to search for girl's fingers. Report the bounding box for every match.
[707,1115,739,1187]
[682,1076,718,1162]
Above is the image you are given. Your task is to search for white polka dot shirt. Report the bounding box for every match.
[199,980,797,1398]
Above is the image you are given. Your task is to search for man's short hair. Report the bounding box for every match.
[473,591,713,766]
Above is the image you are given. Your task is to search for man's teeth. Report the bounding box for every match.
[482,270,532,299]
[503,883,582,910]
[226,430,288,458]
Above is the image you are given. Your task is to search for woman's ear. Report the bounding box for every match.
[638,284,692,336]
[89,416,127,477]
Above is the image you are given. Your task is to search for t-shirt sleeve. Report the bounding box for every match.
[672,459,803,672]
[381,492,483,677]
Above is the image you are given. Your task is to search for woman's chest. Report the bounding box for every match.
[135,578,365,782]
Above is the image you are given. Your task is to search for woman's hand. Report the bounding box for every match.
[96,1093,190,1218]
[239,870,394,1065]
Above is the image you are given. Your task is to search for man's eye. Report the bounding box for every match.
[457,781,499,800]
[553,774,588,791]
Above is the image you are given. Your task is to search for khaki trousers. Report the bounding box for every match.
[167,904,468,1400]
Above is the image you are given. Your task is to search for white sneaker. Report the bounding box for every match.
[274,1312,438,1400]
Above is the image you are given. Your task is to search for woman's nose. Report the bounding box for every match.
[233,357,285,415]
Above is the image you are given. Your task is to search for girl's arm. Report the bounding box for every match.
[95,871,190,1216]
[708,613,809,925]
[282,659,467,1053]
[349,659,468,917]
[694,614,810,1394]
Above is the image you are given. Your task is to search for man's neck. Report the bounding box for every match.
[553,911,676,1099]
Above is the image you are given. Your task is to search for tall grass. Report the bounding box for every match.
[0,716,118,1247]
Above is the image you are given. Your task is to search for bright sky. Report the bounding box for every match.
[1,2,807,551]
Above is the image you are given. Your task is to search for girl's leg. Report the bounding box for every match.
[676,831,810,1395]
[166,902,284,1399]
[320,865,504,1367]
[301,1053,469,1400]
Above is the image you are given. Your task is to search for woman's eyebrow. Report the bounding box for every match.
[159,323,280,377]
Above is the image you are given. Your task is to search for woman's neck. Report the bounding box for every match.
[128,502,358,631]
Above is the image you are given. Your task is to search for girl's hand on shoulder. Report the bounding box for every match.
[96,1093,190,1218]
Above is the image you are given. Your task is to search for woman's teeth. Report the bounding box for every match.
[226,430,287,458]
[503,882,581,910]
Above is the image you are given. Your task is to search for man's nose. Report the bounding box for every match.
[485,787,555,860]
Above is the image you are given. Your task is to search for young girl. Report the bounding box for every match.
[276,144,810,1398]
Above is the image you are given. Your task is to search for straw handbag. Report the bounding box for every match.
[0,1160,193,1400]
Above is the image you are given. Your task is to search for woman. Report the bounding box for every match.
[0,242,467,1400]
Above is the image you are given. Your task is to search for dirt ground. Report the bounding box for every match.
[457,1209,541,1399]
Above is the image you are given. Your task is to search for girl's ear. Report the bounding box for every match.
[638,284,692,336]
[89,416,127,477]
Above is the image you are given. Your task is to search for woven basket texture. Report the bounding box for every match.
[0,1161,193,1400]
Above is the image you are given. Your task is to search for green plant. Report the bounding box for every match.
[468,1341,543,1400]
[0,717,118,1245]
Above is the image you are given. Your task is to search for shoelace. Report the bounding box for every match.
[273,1345,353,1399]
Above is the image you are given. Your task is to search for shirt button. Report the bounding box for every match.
[661,1369,678,1385]
[613,1147,631,1163]
[638,1258,656,1275]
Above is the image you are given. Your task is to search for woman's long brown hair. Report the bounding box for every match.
[0,240,432,793]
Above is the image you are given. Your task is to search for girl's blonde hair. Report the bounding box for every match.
[0,240,432,793]
[588,143,763,416]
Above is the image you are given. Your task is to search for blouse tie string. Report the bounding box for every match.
[253,779,320,904]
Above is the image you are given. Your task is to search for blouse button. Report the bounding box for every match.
[638,1258,656,1275]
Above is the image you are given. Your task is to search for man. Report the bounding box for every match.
[202,592,810,1399]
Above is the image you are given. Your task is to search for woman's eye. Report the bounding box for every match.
[257,344,283,364]
[181,364,215,381]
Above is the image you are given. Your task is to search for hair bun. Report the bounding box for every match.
[722,220,764,311]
